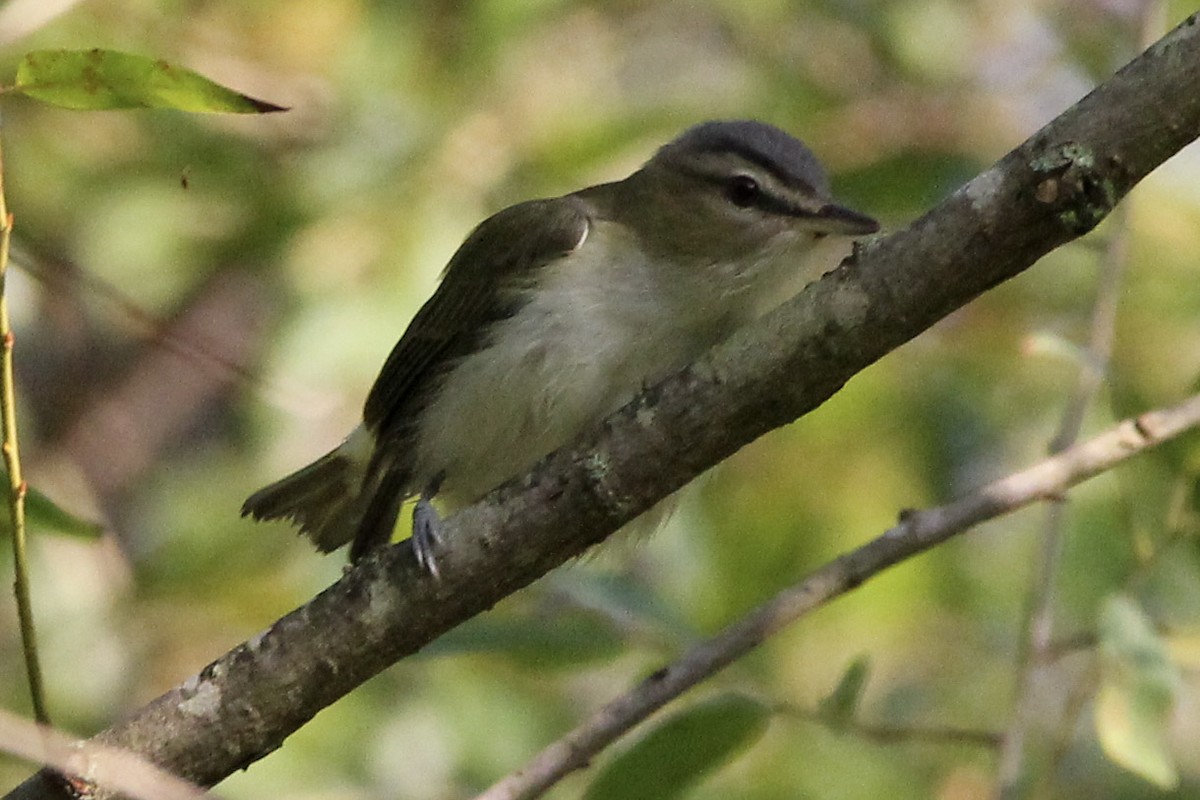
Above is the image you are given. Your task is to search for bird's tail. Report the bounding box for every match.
[242,448,364,553]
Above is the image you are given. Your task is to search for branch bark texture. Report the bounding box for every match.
[7,12,1200,799]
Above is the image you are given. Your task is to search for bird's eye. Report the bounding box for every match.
[725,175,760,208]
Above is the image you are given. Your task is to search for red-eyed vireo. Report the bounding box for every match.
[243,120,878,574]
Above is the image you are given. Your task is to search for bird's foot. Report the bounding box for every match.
[412,478,446,577]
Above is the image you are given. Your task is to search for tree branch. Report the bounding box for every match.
[476,391,1200,800]
[0,710,210,800]
[5,11,1199,799]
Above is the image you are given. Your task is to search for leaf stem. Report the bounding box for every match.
[0,117,49,724]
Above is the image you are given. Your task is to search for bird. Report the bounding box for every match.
[242,119,879,575]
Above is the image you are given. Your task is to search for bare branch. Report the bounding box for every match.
[996,197,1129,796]
[477,393,1200,800]
[0,709,210,800]
[999,8,1168,791]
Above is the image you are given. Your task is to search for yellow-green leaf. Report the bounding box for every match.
[12,49,286,113]
[1095,595,1180,790]
[818,655,871,727]
[422,611,624,667]
[0,484,103,540]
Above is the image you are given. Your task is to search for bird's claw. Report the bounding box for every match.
[412,497,444,578]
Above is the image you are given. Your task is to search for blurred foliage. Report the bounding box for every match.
[1096,595,1181,789]
[0,1,1198,798]
[583,693,771,800]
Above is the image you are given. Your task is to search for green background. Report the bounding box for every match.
[1,1,1199,798]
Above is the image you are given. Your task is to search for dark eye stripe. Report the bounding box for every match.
[742,186,811,217]
[719,174,820,218]
[674,163,823,218]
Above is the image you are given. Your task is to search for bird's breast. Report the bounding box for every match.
[409,225,729,505]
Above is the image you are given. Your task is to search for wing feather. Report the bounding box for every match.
[362,195,591,439]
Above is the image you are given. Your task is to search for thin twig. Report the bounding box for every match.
[0,115,48,724]
[1047,659,1100,777]
[997,4,1166,793]
[776,703,1002,749]
[996,202,1129,799]
[8,243,306,414]
[0,708,212,800]
[476,393,1200,800]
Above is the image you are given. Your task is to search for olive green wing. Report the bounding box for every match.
[362,195,591,437]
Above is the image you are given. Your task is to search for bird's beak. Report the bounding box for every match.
[813,203,880,236]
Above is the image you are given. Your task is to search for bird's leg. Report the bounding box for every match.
[412,472,446,578]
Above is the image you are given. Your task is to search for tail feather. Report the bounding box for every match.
[349,468,408,562]
[242,449,363,552]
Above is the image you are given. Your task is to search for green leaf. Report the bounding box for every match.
[818,656,871,727]
[0,484,103,540]
[1094,595,1180,790]
[28,486,104,539]
[421,611,624,668]
[11,49,287,113]
[545,570,696,640]
[584,694,770,800]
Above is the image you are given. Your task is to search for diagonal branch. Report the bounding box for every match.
[5,10,1200,800]
[478,392,1200,800]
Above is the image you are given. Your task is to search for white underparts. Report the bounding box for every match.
[404,220,850,507]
